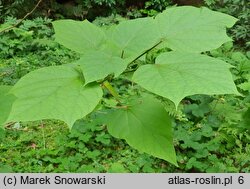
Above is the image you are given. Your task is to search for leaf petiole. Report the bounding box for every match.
[102,80,122,104]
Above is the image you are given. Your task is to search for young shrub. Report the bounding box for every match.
[0,6,240,165]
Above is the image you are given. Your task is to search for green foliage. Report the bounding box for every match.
[102,96,176,164]
[0,17,78,85]
[92,14,126,27]
[74,51,127,84]
[173,92,250,172]
[0,6,240,165]
[203,0,250,48]
[133,52,239,107]
[0,0,126,22]
[7,66,103,127]
[144,0,172,11]
[1,101,250,172]
[139,0,173,17]
[208,41,250,101]
[155,6,237,52]
[0,17,54,58]
[0,119,172,173]
[0,0,35,21]
[0,86,16,126]
[87,0,125,7]
[53,19,106,54]
[0,128,5,142]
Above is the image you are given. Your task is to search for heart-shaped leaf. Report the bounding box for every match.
[133,52,240,107]
[8,66,103,127]
[102,97,177,165]
[155,6,238,52]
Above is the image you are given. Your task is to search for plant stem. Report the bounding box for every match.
[129,40,163,65]
[102,81,121,104]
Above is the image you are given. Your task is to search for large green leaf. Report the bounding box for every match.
[52,20,106,54]
[107,17,160,59]
[0,86,16,126]
[8,66,103,127]
[155,6,238,52]
[102,97,177,165]
[133,52,240,107]
[75,51,127,84]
